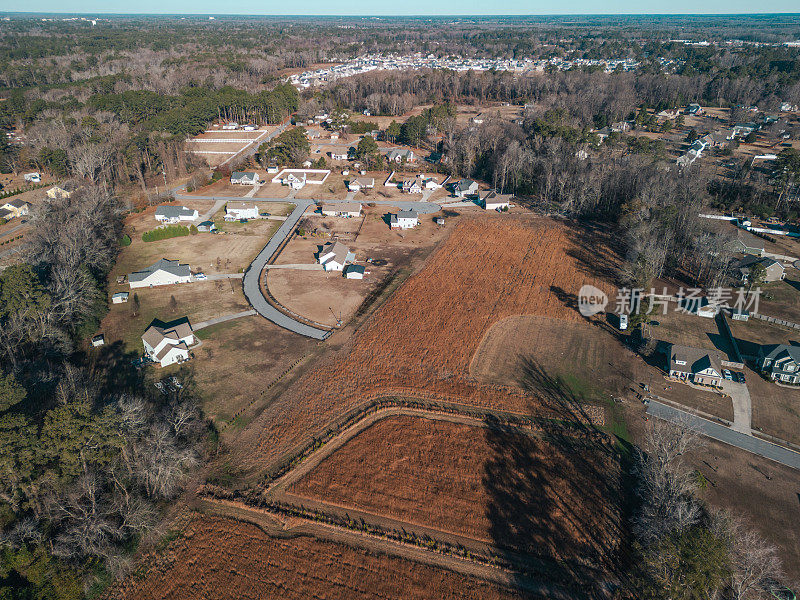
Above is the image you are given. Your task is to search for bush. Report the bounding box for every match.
[190,225,199,235]
[119,234,131,246]
[142,225,191,242]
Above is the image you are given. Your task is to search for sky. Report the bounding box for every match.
[2,1,800,15]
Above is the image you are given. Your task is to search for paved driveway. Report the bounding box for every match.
[647,400,800,470]
[719,379,752,435]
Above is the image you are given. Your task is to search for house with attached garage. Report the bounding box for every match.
[347,177,374,192]
[667,344,724,387]
[142,319,196,367]
[230,172,259,186]
[482,191,512,210]
[453,178,479,198]
[401,177,423,194]
[321,202,362,218]
[390,210,419,229]
[759,344,800,384]
[284,173,307,189]
[0,198,30,219]
[317,241,355,271]
[129,258,191,289]
[225,201,260,220]
[732,255,785,283]
[155,205,198,224]
[386,148,415,164]
[730,229,765,257]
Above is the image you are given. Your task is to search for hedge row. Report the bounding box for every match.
[142,224,196,242]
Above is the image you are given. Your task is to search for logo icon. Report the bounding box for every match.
[578,285,608,317]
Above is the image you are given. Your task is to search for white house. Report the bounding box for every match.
[482,191,512,210]
[221,122,238,130]
[242,124,257,131]
[317,241,355,271]
[266,165,279,174]
[331,152,348,160]
[154,205,199,223]
[390,210,419,229]
[284,173,306,189]
[112,292,129,304]
[386,148,415,164]
[453,178,479,198]
[422,176,441,190]
[321,202,362,218]
[348,177,374,192]
[402,177,423,194]
[129,258,191,289]
[23,172,41,183]
[142,320,195,367]
[225,201,259,220]
[230,172,258,185]
[344,264,365,279]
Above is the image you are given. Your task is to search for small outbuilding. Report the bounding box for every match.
[112,292,130,304]
[344,264,366,279]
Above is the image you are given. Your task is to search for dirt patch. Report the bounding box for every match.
[111,516,534,600]
[288,414,622,569]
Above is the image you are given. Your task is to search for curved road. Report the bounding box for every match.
[175,190,442,339]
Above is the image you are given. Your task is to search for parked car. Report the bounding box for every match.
[723,369,733,381]
[736,372,746,384]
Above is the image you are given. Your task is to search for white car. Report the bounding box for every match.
[619,314,628,330]
[194,273,208,280]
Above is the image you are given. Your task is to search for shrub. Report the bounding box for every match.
[190,225,199,235]
[142,225,191,242]
[119,234,131,246]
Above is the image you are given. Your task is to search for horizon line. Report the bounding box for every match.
[4,11,800,17]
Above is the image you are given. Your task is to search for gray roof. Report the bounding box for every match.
[231,171,258,182]
[732,255,782,271]
[129,258,190,283]
[345,264,365,275]
[669,344,723,376]
[155,205,196,219]
[762,344,800,363]
[455,178,477,191]
[397,210,418,219]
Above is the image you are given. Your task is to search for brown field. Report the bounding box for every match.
[471,314,735,422]
[111,516,535,600]
[288,414,622,566]
[233,217,617,475]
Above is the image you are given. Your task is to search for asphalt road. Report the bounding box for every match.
[175,188,443,339]
[647,400,800,470]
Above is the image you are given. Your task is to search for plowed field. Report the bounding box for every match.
[111,516,537,600]
[236,217,616,472]
[288,415,622,567]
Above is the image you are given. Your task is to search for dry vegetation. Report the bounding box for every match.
[110,516,537,600]
[288,414,622,567]
[234,216,615,474]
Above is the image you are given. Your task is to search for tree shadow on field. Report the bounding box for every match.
[562,220,625,288]
[483,357,635,598]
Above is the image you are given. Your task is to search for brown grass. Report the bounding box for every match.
[111,516,535,600]
[288,414,622,565]
[234,216,616,474]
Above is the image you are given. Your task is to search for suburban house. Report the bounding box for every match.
[390,210,419,229]
[112,292,129,304]
[225,201,260,220]
[142,319,195,367]
[317,241,355,271]
[230,172,259,185]
[347,177,374,192]
[386,148,415,163]
[155,205,198,224]
[401,177,423,194]
[667,344,724,387]
[422,176,442,190]
[46,185,72,199]
[759,344,800,384]
[221,122,238,130]
[453,178,479,198]
[482,191,512,210]
[321,202,362,218]
[732,255,785,283]
[331,152,348,161]
[284,173,306,189]
[0,199,30,219]
[731,229,765,256]
[344,264,366,279]
[129,258,192,289]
